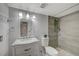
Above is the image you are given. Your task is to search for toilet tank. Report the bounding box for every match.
[41,37,49,47]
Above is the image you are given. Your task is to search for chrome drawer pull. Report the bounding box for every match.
[24,48,31,51]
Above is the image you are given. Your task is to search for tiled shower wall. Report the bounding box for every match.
[59,11,79,55]
[48,16,59,48]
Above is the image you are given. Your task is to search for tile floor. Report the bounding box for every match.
[56,48,74,56]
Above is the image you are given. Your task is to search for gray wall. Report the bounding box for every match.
[0,4,9,17]
[9,7,48,55]
[59,11,79,55]
[0,3,9,56]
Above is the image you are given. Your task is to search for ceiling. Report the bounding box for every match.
[7,3,79,17]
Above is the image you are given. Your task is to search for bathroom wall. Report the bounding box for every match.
[0,3,9,56]
[9,7,48,55]
[0,4,9,17]
[8,7,20,55]
[59,11,79,55]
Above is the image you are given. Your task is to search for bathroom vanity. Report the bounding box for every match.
[12,38,41,56]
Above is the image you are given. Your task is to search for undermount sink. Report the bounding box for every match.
[12,38,39,46]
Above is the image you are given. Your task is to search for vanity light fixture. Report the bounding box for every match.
[32,15,36,22]
[19,11,36,22]
[26,13,30,19]
[19,12,23,19]
[32,15,36,19]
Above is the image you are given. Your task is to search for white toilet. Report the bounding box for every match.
[41,37,58,56]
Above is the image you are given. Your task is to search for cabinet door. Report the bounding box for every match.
[15,44,33,55]
[31,42,41,56]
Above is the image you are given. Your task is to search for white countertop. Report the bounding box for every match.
[12,38,39,46]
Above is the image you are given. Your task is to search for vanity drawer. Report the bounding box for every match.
[15,44,33,55]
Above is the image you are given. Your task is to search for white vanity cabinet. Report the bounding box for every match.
[12,38,41,56]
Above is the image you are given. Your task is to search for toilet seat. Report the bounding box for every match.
[45,46,58,56]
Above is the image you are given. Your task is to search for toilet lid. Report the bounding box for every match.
[45,46,58,56]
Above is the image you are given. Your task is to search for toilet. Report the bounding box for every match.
[41,37,58,56]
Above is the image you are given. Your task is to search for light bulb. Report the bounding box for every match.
[19,12,23,19]
[32,15,36,19]
[26,13,30,19]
